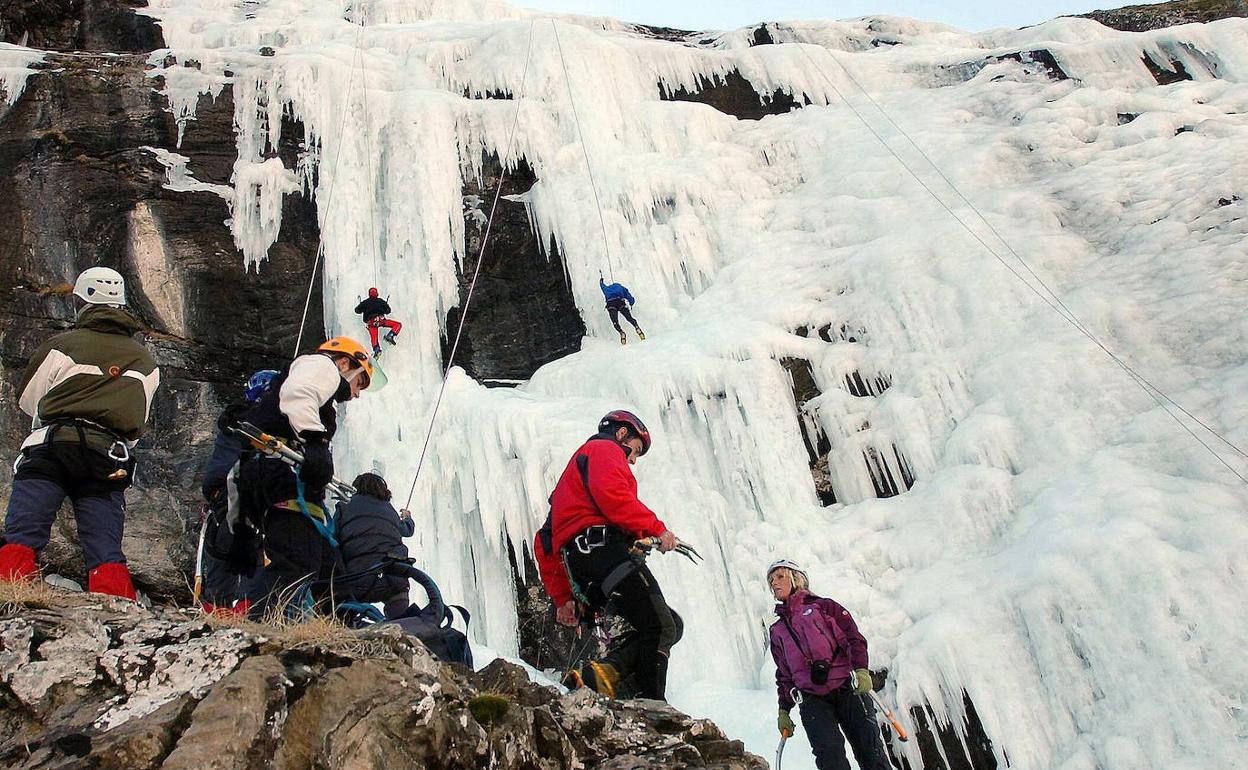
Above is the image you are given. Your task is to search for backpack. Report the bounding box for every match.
[336,561,474,667]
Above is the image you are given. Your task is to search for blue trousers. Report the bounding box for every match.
[5,478,126,569]
[799,688,892,770]
[4,441,130,570]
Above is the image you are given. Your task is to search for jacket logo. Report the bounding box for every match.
[803,608,814,616]
[108,366,121,378]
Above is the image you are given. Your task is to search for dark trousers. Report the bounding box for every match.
[605,300,640,332]
[799,688,891,770]
[564,538,683,700]
[4,442,129,569]
[249,508,338,620]
[201,549,243,606]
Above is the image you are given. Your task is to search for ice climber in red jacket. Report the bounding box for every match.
[533,410,684,700]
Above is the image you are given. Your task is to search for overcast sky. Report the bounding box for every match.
[515,0,1160,33]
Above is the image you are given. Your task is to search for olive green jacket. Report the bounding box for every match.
[17,306,160,448]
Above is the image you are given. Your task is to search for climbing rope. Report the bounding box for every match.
[402,18,538,510]
[294,4,372,356]
[551,20,616,283]
[792,42,1248,485]
[359,33,381,287]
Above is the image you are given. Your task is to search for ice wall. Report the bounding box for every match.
[139,1,1248,767]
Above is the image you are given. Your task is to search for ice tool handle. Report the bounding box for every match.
[869,691,909,742]
[630,537,703,564]
[230,422,356,498]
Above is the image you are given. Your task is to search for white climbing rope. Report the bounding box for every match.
[551,20,616,283]
[402,18,539,510]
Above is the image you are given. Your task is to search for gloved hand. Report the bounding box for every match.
[777,708,795,737]
[299,432,333,489]
[852,668,874,695]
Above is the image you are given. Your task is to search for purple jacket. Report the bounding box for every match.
[769,590,869,710]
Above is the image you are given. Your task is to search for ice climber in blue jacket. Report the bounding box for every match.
[599,275,645,345]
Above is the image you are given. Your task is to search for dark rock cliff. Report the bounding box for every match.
[1075,0,1247,31]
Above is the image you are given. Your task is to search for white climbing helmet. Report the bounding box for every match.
[73,267,126,306]
[766,559,807,580]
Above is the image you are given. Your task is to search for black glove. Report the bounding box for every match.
[299,432,333,489]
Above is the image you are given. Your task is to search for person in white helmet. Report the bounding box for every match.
[0,268,159,599]
[767,559,890,770]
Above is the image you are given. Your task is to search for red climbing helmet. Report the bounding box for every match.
[368,287,380,298]
[599,410,651,456]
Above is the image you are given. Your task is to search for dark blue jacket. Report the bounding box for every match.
[201,402,252,499]
[336,494,412,566]
[599,279,635,305]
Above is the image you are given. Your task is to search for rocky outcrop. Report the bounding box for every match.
[1076,0,1247,31]
[0,590,766,769]
[0,0,160,53]
[448,156,587,384]
[659,71,806,121]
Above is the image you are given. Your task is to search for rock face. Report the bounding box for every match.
[448,157,587,383]
[1076,0,1247,31]
[0,592,767,769]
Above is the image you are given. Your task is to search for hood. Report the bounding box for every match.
[75,305,144,336]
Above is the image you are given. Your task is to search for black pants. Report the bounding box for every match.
[800,688,892,770]
[249,508,339,620]
[606,300,640,332]
[564,535,683,700]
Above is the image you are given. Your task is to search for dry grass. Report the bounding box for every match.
[197,591,397,658]
[2,577,396,659]
[0,578,92,615]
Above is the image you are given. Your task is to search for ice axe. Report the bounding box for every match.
[775,733,788,769]
[229,422,356,498]
[630,537,703,564]
[869,690,909,742]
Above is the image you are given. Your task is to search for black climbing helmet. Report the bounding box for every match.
[599,410,651,456]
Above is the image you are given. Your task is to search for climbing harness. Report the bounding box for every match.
[791,41,1248,485]
[401,18,538,510]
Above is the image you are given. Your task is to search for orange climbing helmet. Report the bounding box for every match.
[317,336,374,388]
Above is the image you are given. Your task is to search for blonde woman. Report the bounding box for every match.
[767,560,889,770]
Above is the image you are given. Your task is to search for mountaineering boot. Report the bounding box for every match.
[384,330,398,345]
[0,543,37,582]
[561,667,585,690]
[619,331,628,345]
[87,562,137,600]
[583,660,620,697]
[372,345,383,358]
[635,327,645,341]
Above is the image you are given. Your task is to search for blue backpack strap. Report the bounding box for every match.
[294,477,339,548]
[339,601,386,625]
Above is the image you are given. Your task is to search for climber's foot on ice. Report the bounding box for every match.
[635,328,645,341]
[619,332,628,345]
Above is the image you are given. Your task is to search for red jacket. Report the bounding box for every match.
[534,435,667,606]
